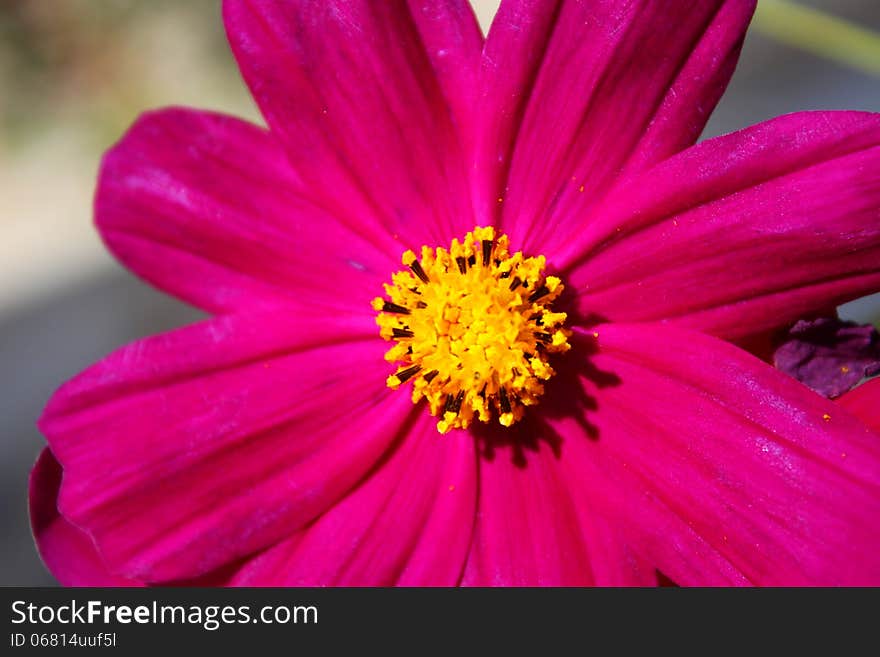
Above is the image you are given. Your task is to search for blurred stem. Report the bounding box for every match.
[753,0,880,77]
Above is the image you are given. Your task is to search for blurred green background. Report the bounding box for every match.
[0,1,878,585]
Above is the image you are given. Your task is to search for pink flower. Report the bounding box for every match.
[839,379,880,436]
[31,0,880,586]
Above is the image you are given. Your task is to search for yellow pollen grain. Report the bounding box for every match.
[823,413,832,422]
[841,366,850,373]
[578,185,585,192]
[373,226,570,434]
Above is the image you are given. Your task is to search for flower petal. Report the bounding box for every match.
[407,0,484,140]
[570,509,658,587]
[223,0,476,249]
[475,0,754,244]
[29,449,141,587]
[97,107,395,316]
[231,413,477,586]
[561,111,880,340]
[460,441,592,586]
[549,323,880,585]
[460,437,654,586]
[838,378,880,435]
[39,311,412,582]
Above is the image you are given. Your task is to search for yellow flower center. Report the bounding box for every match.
[373,226,571,434]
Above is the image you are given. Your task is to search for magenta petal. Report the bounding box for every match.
[231,414,477,586]
[563,111,880,340]
[567,507,658,587]
[470,0,560,225]
[39,311,413,582]
[476,0,754,249]
[407,0,483,142]
[460,440,653,586]
[97,107,396,316]
[838,378,880,435]
[552,324,880,585]
[461,442,592,586]
[29,449,141,587]
[223,0,475,249]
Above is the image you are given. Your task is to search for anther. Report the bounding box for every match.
[382,301,410,314]
[482,240,493,266]
[393,364,421,383]
[499,387,512,414]
[409,260,430,283]
[528,284,550,302]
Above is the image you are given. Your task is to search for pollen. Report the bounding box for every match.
[373,226,570,434]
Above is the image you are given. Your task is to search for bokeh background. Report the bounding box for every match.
[1,0,879,585]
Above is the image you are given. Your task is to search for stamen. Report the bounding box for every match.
[382,301,410,314]
[392,364,421,384]
[528,284,550,303]
[409,259,429,283]
[373,226,570,433]
[499,387,512,414]
[482,240,493,266]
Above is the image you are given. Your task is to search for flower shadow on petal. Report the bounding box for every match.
[470,314,620,469]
